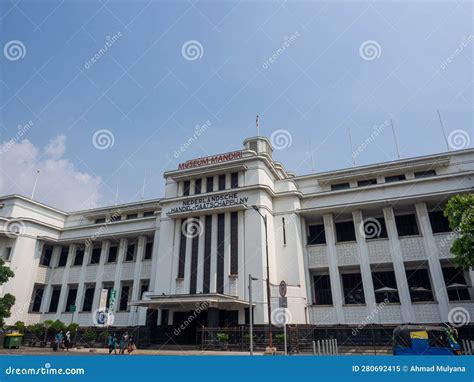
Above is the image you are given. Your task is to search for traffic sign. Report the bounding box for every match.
[279,280,287,297]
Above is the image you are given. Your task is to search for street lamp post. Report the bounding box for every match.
[251,205,273,350]
[248,274,258,355]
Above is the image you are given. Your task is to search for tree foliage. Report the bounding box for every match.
[0,258,15,327]
[444,193,474,270]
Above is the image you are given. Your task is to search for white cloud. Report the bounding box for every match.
[0,136,102,211]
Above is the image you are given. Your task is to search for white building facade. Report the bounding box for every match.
[0,136,473,339]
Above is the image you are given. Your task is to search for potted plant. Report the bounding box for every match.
[83,330,97,348]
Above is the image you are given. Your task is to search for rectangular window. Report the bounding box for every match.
[126,213,138,220]
[218,175,226,191]
[341,273,365,305]
[230,212,238,275]
[177,219,187,278]
[282,217,286,245]
[216,213,225,294]
[429,211,451,233]
[313,275,333,305]
[90,247,101,264]
[406,268,433,302]
[190,217,200,294]
[140,280,149,298]
[361,217,388,239]
[395,214,419,236]
[442,267,470,301]
[230,172,238,188]
[308,224,326,245]
[331,182,350,191]
[74,248,84,266]
[335,221,356,242]
[414,170,436,179]
[183,180,190,196]
[372,271,399,303]
[82,286,95,312]
[65,286,78,312]
[95,218,106,224]
[119,284,130,311]
[203,215,212,294]
[125,244,135,261]
[143,211,154,217]
[194,179,202,195]
[144,242,153,260]
[31,286,44,312]
[385,174,406,183]
[206,177,214,193]
[357,179,377,187]
[3,247,12,262]
[107,246,118,263]
[41,247,53,266]
[48,287,61,313]
[57,247,69,267]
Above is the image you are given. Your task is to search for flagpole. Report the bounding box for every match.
[437,109,450,152]
[31,170,40,199]
[390,119,401,159]
[256,115,260,136]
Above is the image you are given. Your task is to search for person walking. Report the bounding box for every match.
[127,335,136,355]
[55,330,64,352]
[107,333,115,355]
[119,334,126,355]
[64,331,71,352]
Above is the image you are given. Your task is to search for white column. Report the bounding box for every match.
[91,241,109,312]
[383,207,413,323]
[183,224,192,295]
[128,236,146,325]
[210,214,218,293]
[74,243,91,320]
[352,211,377,318]
[323,214,344,324]
[56,244,76,316]
[223,212,231,295]
[40,245,61,313]
[196,219,205,294]
[415,202,450,320]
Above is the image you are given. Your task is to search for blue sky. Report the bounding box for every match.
[0,0,472,211]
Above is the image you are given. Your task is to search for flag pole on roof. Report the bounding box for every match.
[256,115,260,136]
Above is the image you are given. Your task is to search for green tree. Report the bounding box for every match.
[0,258,15,326]
[444,193,474,270]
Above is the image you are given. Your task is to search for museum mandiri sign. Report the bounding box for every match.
[178,151,242,170]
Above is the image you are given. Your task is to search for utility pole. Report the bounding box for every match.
[248,274,258,355]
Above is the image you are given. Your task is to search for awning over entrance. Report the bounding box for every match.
[128,293,253,310]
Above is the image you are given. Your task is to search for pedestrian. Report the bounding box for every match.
[127,335,136,355]
[64,331,71,352]
[107,333,115,355]
[119,334,126,355]
[55,330,64,352]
